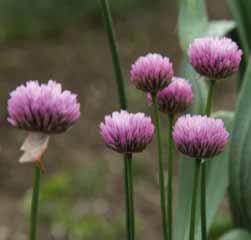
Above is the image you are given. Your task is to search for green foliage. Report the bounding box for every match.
[220,229,251,240]
[209,214,233,240]
[229,61,251,230]
[228,0,251,58]
[178,0,235,51]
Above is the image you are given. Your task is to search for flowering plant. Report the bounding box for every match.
[98,0,251,240]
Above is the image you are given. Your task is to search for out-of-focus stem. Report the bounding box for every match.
[99,0,127,110]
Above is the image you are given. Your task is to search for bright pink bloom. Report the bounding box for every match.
[130,53,174,93]
[100,110,154,153]
[147,77,193,114]
[173,115,229,159]
[8,80,80,134]
[188,37,242,79]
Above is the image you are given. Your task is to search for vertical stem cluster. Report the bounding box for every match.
[201,79,216,240]
[29,165,41,240]
[152,94,168,240]
[189,159,201,240]
[124,153,135,240]
[167,114,174,240]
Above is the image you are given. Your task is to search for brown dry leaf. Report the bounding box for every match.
[19,132,50,163]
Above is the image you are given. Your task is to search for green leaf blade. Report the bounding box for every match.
[229,60,251,229]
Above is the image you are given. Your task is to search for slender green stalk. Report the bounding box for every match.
[29,165,41,240]
[200,79,216,240]
[99,0,127,110]
[127,154,135,240]
[152,94,168,240]
[205,80,216,116]
[200,161,207,240]
[189,159,201,240]
[167,114,174,240]
[123,157,131,240]
[124,154,135,240]
[100,2,132,239]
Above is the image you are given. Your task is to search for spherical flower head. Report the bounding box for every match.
[130,53,174,93]
[188,37,242,79]
[173,115,229,159]
[100,110,155,154]
[8,80,81,134]
[147,77,193,114]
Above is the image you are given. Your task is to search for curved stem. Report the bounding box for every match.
[99,0,127,110]
[167,114,174,240]
[200,79,216,240]
[29,165,41,240]
[152,94,168,240]
[189,159,201,240]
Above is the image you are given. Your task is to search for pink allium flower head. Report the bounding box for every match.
[147,77,193,114]
[8,80,81,134]
[130,53,174,93]
[173,115,229,159]
[100,110,155,154]
[188,37,242,79]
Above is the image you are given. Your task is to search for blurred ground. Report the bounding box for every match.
[0,0,237,239]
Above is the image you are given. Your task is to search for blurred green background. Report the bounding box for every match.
[0,0,237,239]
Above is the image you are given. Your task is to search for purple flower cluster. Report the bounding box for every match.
[100,110,154,153]
[147,77,193,114]
[8,80,80,134]
[188,37,242,79]
[130,53,174,93]
[173,115,229,159]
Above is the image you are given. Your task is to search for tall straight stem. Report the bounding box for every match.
[29,165,41,240]
[152,94,168,240]
[189,159,201,240]
[201,80,216,240]
[99,0,127,110]
[167,114,174,240]
[124,153,135,240]
[100,2,132,239]
[127,154,135,240]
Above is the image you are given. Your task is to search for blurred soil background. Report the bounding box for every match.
[0,0,236,239]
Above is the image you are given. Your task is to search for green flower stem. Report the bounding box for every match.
[29,165,41,240]
[167,114,174,240]
[152,94,168,240]
[124,153,135,240]
[205,80,216,116]
[201,79,216,240]
[100,2,132,239]
[189,159,201,240]
[99,0,127,110]
[127,153,135,240]
[124,156,131,240]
